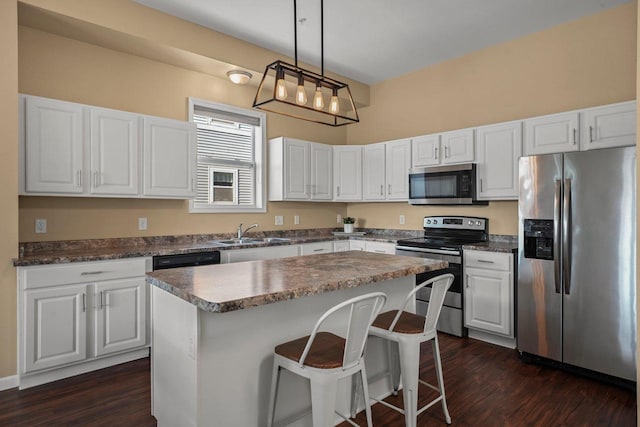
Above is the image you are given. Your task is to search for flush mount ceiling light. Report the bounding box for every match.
[227,70,253,85]
[252,0,359,127]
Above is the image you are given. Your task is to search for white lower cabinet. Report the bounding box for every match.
[18,258,150,388]
[94,279,146,357]
[463,250,514,340]
[299,241,334,256]
[364,241,396,254]
[333,241,350,252]
[349,240,366,251]
[221,245,299,263]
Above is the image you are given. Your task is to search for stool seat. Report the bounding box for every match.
[372,310,425,334]
[275,332,345,369]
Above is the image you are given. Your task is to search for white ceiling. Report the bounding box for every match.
[135,0,631,84]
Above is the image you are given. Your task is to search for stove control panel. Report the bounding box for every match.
[423,216,487,231]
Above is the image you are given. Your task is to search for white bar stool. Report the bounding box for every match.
[367,273,454,427]
[267,292,387,427]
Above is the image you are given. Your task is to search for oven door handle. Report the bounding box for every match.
[395,246,461,256]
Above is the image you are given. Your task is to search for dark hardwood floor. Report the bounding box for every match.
[0,335,635,426]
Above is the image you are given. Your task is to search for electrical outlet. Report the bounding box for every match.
[138,217,148,230]
[275,215,284,226]
[399,215,405,225]
[35,219,47,234]
[337,214,342,224]
[294,215,300,225]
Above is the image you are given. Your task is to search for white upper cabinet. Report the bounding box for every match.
[476,121,523,200]
[581,101,636,151]
[268,137,332,201]
[385,139,411,200]
[441,128,475,164]
[412,129,474,167]
[21,95,197,199]
[524,111,579,155]
[411,134,440,167]
[362,143,386,200]
[333,146,362,201]
[143,117,197,198]
[309,143,333,200]
[24,96,84,194]
[90,108,140,195]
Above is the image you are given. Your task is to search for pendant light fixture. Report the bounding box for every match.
[252,0,359,126]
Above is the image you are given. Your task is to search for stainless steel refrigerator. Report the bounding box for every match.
[518,146,636,382]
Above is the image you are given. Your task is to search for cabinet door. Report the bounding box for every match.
[24,285,87,372]
[299,241,334,256]
[464,267,512,336]
[310,143,332,200]
[143,117,196,198]
[283,139,310,199]
[411,134,440,167]
[362,143,386,200]
[94,278,146,356]
[476,121,522,200]
[349,240,366,251]
[333,146,362,201]
[524,112,579,155]
[581,101,636,150]
[386,139,411,200]
[441,129,474,164]
[25,96,84,194]
[90,108,140,195]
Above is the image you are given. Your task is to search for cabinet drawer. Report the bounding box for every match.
[464,250,511,272]
[365,241,396,254]
[22,258,148,289]
[299,241,333,256]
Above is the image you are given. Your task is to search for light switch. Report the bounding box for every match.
[337,214,342,224]
[294,215,300,225]
[399,215,405,225]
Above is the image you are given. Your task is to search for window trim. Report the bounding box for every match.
[188,97,267,213]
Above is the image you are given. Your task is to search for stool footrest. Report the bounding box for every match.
[417,396,444,417]
[370,396,406,415]
[418,378,440,393]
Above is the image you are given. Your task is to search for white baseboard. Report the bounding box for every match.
[468,329,517,349]
[0,374,19,391]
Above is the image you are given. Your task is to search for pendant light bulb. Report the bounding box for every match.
[329,89,339,115]
[295,75,307,105]
[275,68,287,100]
[313,83,324,110]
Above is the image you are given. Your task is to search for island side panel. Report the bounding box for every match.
[195,276,415,427]
[152,286,199,427]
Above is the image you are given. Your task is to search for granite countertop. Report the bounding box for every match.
[13,229,419,266]
[462,241,518,253]
[146,251,448,312]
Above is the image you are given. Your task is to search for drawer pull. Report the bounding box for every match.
[313,248,325,252]
[82,293,86,312]
[477,259,494,264]
[81,270,107,275]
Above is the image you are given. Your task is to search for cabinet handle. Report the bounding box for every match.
[477,259,495,264]
[573,128,577,145]
[93,171,99,188]
[434,146,439,160]
[100,291,104,309]
[81,270,107,275]
[77,170,82,187]
[337,186,340,197]
[82,293,86,312]
[480,179,483,192]
[388,184,391,195]
[589,125,594,143]
[444,145,449,158]
[380,185,383,196]
[313,248,324,252]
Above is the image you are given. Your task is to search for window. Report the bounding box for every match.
[188,98,266,213]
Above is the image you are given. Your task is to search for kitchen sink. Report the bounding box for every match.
[261,237,291,243]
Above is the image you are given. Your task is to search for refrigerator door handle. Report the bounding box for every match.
[563,178,572,294]
[554,179,562,294]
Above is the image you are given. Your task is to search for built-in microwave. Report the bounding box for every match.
[408,163,487,205]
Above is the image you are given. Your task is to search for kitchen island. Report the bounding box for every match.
[147,251,447,427]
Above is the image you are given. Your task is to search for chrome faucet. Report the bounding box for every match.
[237,223,259,240]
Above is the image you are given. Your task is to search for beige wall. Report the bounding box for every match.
[0,0,19,378]
[346,2,637,235]
[18,27,347,241]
